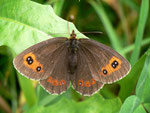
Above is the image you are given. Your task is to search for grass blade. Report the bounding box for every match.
[53,0,65,16]
[89,1,123,54]
[130,0,149,65]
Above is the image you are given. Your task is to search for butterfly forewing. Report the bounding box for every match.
[79,39,131,83]
[13,37,67,80]
[71,47,104,96]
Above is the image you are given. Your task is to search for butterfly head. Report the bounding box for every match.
[70,30,76,39]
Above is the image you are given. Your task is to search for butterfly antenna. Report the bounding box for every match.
[80,31,103,34]
[67,15,76,35]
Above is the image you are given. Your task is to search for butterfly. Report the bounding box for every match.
[13,30,131,96]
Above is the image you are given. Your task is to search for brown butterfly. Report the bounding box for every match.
[13,30,131,96]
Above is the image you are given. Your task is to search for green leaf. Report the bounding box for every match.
[136,49,150,103]
[133,105,146,113]
[119,95,141,113]
[77,95,121,113]
[130,0,149,65]
[44,98,75,113]
[26,94,122,113]
[24,105,45,113]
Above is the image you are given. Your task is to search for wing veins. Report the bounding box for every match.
[41,44,67,80]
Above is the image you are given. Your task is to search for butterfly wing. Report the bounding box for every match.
[79,39,131,84]
[71,47,104,96]
[13,37,67,80]
[40,45,70,95]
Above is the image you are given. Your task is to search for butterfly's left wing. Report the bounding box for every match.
[13,38,67,80]
[79,39,131,84]
[71,47,104,96]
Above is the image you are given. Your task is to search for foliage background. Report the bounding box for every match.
[0,0,150,113]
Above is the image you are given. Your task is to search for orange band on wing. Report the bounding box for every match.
[47,76,66,86]
[99,56,122,76]
[77,78,96,87]
[23,52,44,73]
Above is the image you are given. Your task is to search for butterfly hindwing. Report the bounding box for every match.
[79,39,131,84]
[71,47,104,96]
[13,37,67,80]
[40,46,70,94]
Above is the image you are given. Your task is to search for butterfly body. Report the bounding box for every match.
[13,30,131,96]
[67,38,78,74]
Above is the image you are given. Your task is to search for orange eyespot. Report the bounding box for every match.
[52,79,59,86]
[77,80,83,86]
[60,80,66,86]
[47,76,53,83]
[85,81,91,87]
[91,78,96,85]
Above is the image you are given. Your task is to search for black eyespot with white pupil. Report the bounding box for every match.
[36,66,41,72]
[111,60,119,69]
[103,69,107,74]
[26,56,33,65]
[114,60,118,65]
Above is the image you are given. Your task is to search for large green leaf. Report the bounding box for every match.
[0,0,85,53]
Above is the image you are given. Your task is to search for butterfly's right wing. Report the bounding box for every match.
[78,38,130,84]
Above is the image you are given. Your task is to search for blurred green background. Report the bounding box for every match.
[0,0,150,113]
